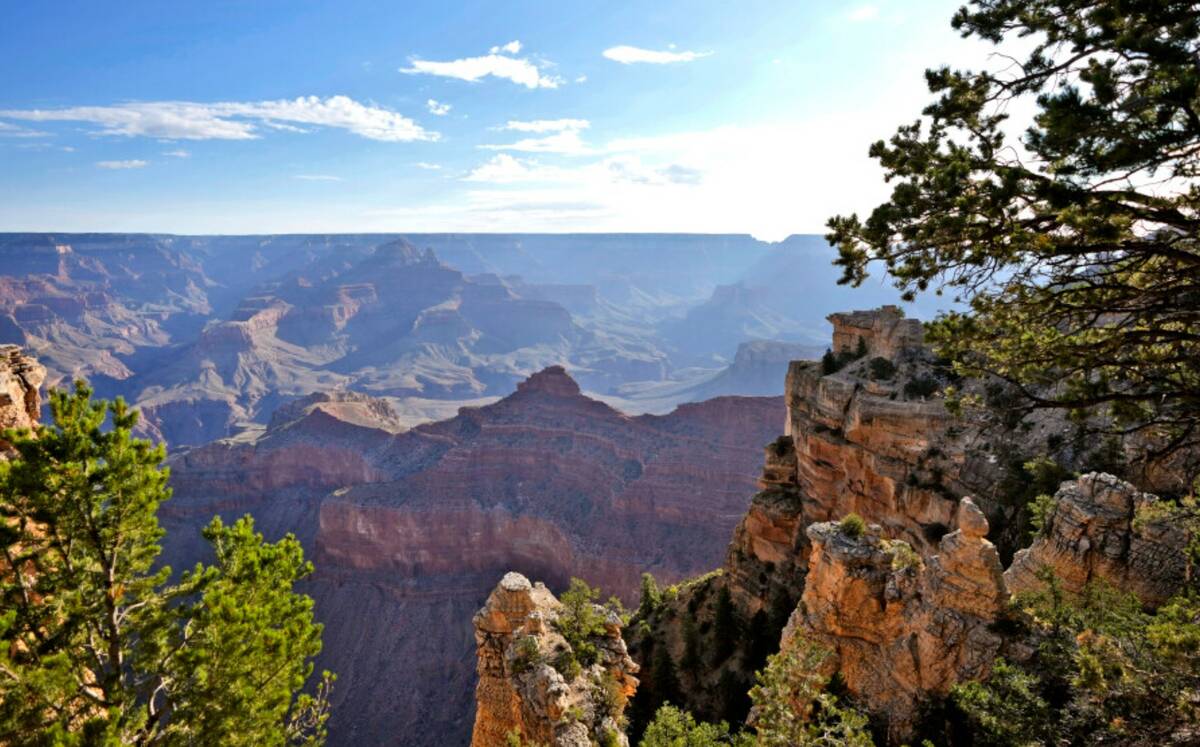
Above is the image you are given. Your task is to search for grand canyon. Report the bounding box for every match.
[4,2,1198,745]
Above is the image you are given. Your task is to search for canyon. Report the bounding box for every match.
[0,233,929,447]
[160,364,783,745]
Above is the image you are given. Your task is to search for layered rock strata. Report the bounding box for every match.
[1005,472,1190,607]
[471,573,638,747]
[627,307,1193,743]
[163,367,781,746]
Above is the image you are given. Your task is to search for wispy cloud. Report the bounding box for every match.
[500,119,589,133]
[426,99,451,116]
[602,45,711,64]
[0,95,437,142]
[0,121,48,138]
[415,162,442,170]
[848,5,880,21]
[401,42,562,89]
[162,149,190,158]
[96,159,147,169]
[482,119,591,155]
[293,174,344,181]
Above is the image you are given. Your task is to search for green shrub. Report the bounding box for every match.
[838,513,867,538]
[512,636,543,674]
[557,578,606,667]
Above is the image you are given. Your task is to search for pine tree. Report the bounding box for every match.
[711,586,738,665]
[827,0,1200,479]
[0,383,331,745]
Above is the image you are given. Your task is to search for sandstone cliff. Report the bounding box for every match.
[471,573,637,747]
[625,307,1193,743]
[0,345,45,455]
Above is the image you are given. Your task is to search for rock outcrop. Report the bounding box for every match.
[471,573,638,747]
[787,498,1017,739]
[0,345,45,455]
[1006,472,1190,607]
[628,307,1193,744]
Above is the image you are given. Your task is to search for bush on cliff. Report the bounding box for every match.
[0,383,331,745]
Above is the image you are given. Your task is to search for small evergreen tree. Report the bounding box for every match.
[0,383,331,744]
[637,572,662,620]
[680,616,702,675]
[639,704,751,747]
[711,586,738,665]
[748,637,872,747]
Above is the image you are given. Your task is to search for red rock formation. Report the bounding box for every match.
[786,498,1018,740]
[1005,472,1190,607]
[163,368,782,746]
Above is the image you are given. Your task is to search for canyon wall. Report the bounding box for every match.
[162,368,782,746]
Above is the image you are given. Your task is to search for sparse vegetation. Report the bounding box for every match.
[838,512,867,538]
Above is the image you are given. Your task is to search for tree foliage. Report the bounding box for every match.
[0,383,330,745]
[953,570,1200,745]
[747,637,873,747]
[827,0,1200,479]
[638,704,752,747]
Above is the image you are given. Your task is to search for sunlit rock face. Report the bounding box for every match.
[0,345,45,457]
[1005,472,1191,607]
[785,498,1018,738]
[470,572,638,747]
[628,307,1192,744]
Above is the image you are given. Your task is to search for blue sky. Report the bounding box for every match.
[0,0,979,239]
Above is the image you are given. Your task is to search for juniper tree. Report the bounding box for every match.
[0,383,331,745]
[827,1,1200,481]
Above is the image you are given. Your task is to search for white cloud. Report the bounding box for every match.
[575,75,588,84]
[848,5,880,21]
[294,174,344,181]
[482,119,591,155]
[415,162,442,170]
[96,160,147,169]
[464,154,546,183]
[0,121,48,138]
[426,99,451,116]
[0,95,436,142]
[401,43,562,89]
[163,149,190,158]
[500,119,589,133]
[490,41,522,54]
[602,45,711,64]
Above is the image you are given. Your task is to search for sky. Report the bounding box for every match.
[0,0,988,240]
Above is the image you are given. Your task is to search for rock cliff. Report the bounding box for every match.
[471,573,637,747]
[786,498,1019,740]
[0,345,45,455]
[1005,472,1190,607]
[626,307,1193,743]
